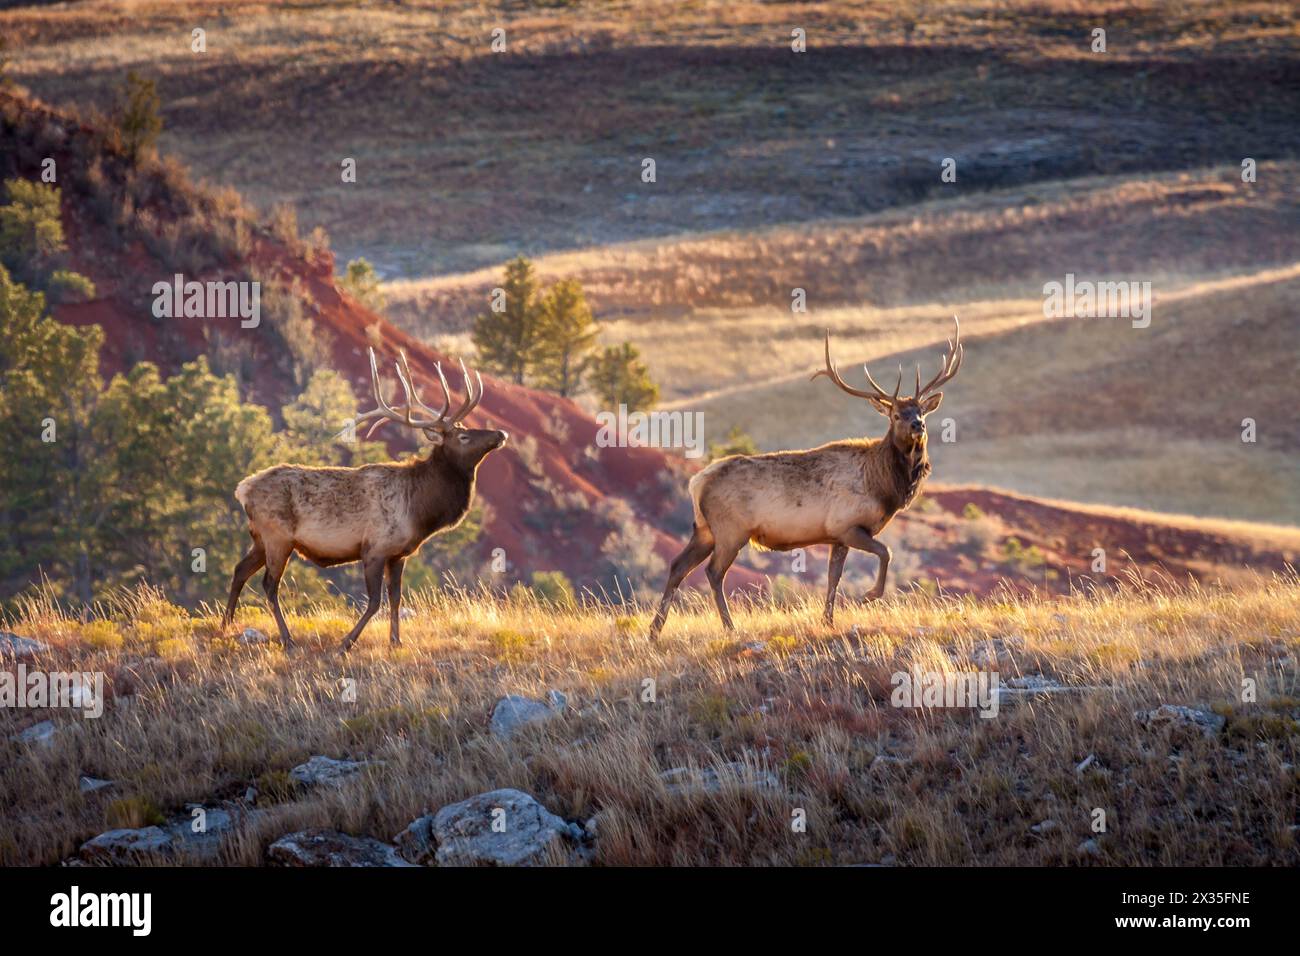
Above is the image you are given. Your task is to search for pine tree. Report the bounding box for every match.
[589,342,659,412]
[117,71,162,166]
[533,278,598,398]
[471,256,540,385]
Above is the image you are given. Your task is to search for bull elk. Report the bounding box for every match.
[649,319,963,638]
[221,349,507,652]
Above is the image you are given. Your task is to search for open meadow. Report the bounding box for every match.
[3,576,1299,866]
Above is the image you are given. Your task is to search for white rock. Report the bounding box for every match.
[268,829,415,867]
[660,762,779,796]
[79,775,114,793]
[1133,704,1225,738]
[428,788,585,866]
[1075,754,1096,774]
[1077,838,1102,858]
[80,827,174,864]
[490,694,563,739]
[14,720,57,747]
[0,631,49,659]
[239,627,269,645]
[289,755,370,789]
[1030,819,1059,834]
[167,807,241,863]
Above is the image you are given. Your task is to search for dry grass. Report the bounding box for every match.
[3,576,1299,866]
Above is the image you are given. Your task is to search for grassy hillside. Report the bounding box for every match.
[694,269,1300,524]
[385,164,1300,398]
[3,577,1298,866]
[4,1,1298,275]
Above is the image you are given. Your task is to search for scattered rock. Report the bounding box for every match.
[392,815,437,865]
[239,627,269,645]
[1133,705,1225,739]
[427,788,585,866]
[13,720,57,747]
[168,807,242,863]
[1075,754,1096,775]
[490,693,565,739]
[996,674,1102,705]
[1030,819,1059,834]
[79,827,174,865]
[1077,838,1102,858]
[289,755,371,789]
[267,829,415,867]
[0,631,49,659]
[660,762,779,796]
[244,786,258,804]
[79,775,114,794]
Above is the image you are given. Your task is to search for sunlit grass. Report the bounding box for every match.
[2,573,1298,865]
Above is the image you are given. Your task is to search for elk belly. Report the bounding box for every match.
[291,520,366,566]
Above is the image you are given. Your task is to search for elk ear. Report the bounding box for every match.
[866,396,892,417]
[423,428,445,447]
[918,392,943,415]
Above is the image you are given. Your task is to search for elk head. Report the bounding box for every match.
[811,317,963,451]
[355,348,508,469]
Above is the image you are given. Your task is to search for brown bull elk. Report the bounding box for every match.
[222,349,507,652]
[649,319,963,638]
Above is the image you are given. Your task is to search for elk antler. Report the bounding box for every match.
[355,348,486,439]
[913,316,963,400]
[811,330,902,406]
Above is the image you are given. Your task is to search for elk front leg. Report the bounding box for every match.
[386,556,406,647]
[649,526,714,640]
[222,542,265,627]
[339,556,387,654]
[841,526,892,601]
[824,544,848,625]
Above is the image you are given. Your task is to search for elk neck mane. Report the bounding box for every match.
[859,432,931,513]
[405,443,478,528]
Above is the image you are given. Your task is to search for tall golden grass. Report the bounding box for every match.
[3,574,1297,866]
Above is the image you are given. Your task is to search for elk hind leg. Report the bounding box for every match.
[339,556,387,654]
[261,544,295,648]
[824,544,848,625]
[222,541,266,627]
[648,525,714,640]
[706,536,746,631]
[842,526,891,600]
[386,556,406,647]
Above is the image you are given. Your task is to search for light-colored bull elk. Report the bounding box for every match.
[222,348,507,652]
[649,319,963,638]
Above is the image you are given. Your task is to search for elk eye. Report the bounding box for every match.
[459,434,469,443]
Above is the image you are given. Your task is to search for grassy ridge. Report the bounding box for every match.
[3,576,1298,866]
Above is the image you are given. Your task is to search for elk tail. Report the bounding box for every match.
[687,461,723,532]
[234,475,255,509]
